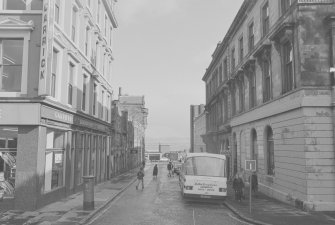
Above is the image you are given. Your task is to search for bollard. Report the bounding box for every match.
[83,176,95,210]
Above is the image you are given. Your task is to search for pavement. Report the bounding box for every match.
[224,181,335,225]
[0,166,148,225]
[0,164,335,225]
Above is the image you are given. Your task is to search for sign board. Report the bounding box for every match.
[245,160,257,172]
[130,149,138,154]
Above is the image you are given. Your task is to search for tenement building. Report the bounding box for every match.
[202,0,335,211]
[190,104,206,153]
[0,0,118,210]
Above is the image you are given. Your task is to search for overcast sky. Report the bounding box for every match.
[113,0,244,139]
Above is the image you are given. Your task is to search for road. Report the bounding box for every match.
[89,163,251,225]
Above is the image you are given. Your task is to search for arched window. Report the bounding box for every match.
[251,129,258,171]
[266,127,275,175]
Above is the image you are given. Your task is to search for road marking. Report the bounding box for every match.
[193,208,196,225]
[228,213,252,225]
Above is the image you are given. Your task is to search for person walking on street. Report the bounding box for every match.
[153,164,158,179]
[233,173,244,202]
[250,172,258,194]
[136,166,145,190]
[167,161,173,177]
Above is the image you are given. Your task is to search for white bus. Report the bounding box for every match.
[179,153,227,200]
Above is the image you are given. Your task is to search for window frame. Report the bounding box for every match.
[238,36,244,64]
[282,40,294,94]
[71,5,78,43]
[265,127,275,176]
[249,70,256,108]
[0,29,30,97]
[82,74,88,111]
[248,22,254,52]
[262,1,270,37]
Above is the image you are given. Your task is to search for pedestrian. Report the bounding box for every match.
[249,172,258,193]
[153,164,158,179]
[142,160,146,168]
[233,173,244,202]
[136,166,145,190]
[167,161,172,177]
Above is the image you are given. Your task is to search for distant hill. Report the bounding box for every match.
[145,136,189,152]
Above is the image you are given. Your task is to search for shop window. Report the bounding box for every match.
[0,39,24,92]
[44,129,65,192]
[0,126,17,198]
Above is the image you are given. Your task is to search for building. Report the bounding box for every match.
[190,104,205,152]
[202,0,335,211]
[0,0,118,210]
[114,88,148,167]
[193,110,206,153]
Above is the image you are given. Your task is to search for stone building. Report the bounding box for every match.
[202,0,335,211]
[190,104,206,153]
[0,0,118,210]
[113,89,148,167]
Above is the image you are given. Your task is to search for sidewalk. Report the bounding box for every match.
[0,165,149,225]
[224,182,335,225]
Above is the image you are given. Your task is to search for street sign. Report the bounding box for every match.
[245,160,257,172]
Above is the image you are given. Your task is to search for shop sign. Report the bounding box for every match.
[54,153,62,164]
[73,116,109,132]
[38,0,54,96]
[41,106,73,124]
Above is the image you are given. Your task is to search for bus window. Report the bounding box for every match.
[185,157,225,177]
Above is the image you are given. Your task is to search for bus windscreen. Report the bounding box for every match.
[184,156,226,177]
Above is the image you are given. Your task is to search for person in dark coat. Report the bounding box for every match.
[249,172,258,193]
[136,166,145,190]
[153,164,158,179]
[233,174,244,202]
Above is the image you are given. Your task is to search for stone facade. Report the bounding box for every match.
[0,0,119,210]
[202,0,335,211]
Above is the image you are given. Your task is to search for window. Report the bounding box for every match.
[0,39,24,92]
[106,95,110,121]
[85,27,89,56]
[102,54,105,76]
[68,63,74,105]
[281,0,291,14]
[266,127,275,175]
[223,95,228,122]
[223,58,228,81]
[101,90,104,119]
[55,0,60,24]
[0,126,18,197]
[262,2,269,36]
[231,87,236,116]
[219,64,223,83]
[3,0,26,10]
[93,83,97,115]
[263,60,271,102]
[82,75,87,111]
[239,36,244,63]
[71,7,77,42]
[45,129,65,192]
[51,49,58,98]
[105,15,108,36]
[248,22,254,52]
[231,48,235,71]
[249,70,256,108]
[251,129,258,171]
[282,41,294,93]
[239,79,245,112]
[97,0,101,23]
[110,27,113,46]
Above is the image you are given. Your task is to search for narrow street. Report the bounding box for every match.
[89,163,251,225]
